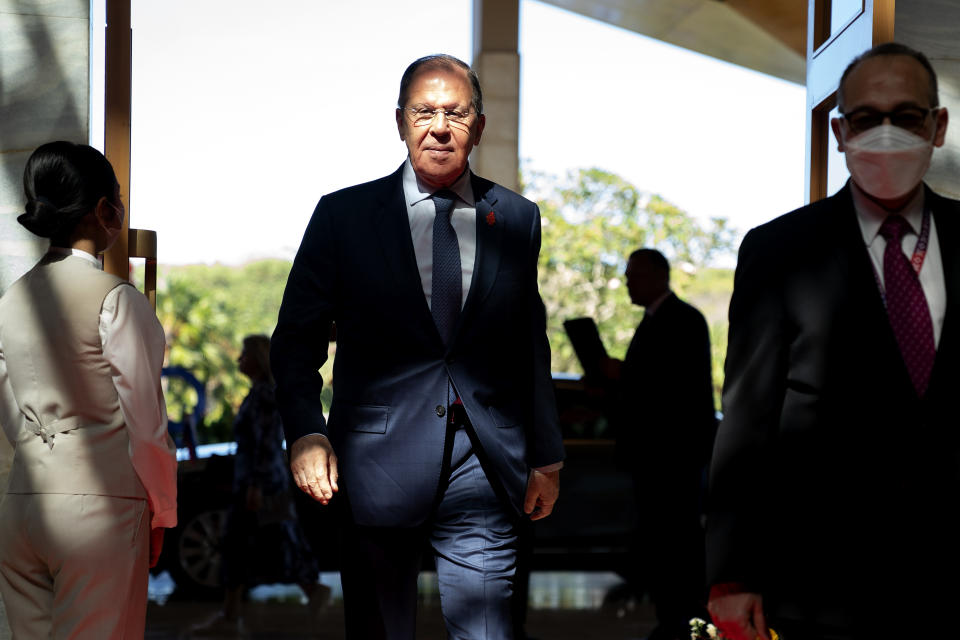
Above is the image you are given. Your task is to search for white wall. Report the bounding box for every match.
[0,0,90,293]
[897,0,960,200]
[0,3,90,634]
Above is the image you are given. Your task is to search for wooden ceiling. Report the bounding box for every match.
[539,0,807,84]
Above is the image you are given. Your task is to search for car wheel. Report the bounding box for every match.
[166,506,228,599]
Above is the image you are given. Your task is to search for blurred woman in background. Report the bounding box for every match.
[195,334,324,635]
[0,141,177,638]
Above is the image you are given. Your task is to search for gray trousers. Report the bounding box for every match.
[340,426,519,640]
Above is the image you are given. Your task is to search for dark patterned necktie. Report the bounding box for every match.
[431,190,461,346]
[879,215,935,396]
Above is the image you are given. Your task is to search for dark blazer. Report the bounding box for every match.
[706,182,960,631]
[618,293,716,473]
[271,164,564,528]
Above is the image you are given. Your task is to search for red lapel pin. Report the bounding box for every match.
[486,211,496,226]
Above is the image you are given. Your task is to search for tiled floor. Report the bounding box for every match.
[145,571,659,639]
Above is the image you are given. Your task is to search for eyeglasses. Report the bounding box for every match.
[402,106,475,128]
[840,106,937,135]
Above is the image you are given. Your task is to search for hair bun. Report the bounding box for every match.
[17,198,63,238]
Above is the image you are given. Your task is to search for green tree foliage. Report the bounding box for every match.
[147,259,337,444]
[528,168,735,399]
[143,260,290,442]
[680,267,735,403]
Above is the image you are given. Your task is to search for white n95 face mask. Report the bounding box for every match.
[843,124,934,200]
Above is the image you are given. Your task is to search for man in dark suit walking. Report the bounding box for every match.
[603,248,715,640]
[707,42,960,640]
[271,54,564,640]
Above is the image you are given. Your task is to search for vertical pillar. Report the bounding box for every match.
[2,8,91,637]
[102,0,132,279]
[472,0,521,193]
[895,0,960,200]
[0,2,90,292]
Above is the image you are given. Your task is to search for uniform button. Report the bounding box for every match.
[39,427,47,437]
[435,405,446,418]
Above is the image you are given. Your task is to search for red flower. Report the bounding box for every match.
[486,211,496,226]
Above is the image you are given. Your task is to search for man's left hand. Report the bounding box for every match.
[524,469,559,520]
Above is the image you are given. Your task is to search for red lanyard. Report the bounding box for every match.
[909,207,931,275]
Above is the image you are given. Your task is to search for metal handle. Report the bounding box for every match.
[128,228,157,310]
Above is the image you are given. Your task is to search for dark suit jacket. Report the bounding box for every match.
[271,164,564,528]
[707,182,960,631]
[618,293,716,476]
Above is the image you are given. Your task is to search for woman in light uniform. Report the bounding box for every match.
[0,141,177,638]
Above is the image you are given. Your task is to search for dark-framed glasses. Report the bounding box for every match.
[403,106,475,127]
[841,106,937,135]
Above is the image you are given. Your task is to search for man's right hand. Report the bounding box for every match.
[707,591,770,640]
[290,434,339,505]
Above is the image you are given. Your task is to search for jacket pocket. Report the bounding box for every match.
[347,404,390,434]
[487,405,519,429]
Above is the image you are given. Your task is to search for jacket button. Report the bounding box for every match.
[435,405,446,418]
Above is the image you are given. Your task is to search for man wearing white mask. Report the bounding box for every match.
[706,42,960,640]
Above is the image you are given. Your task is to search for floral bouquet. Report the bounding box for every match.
[689,617,780,640]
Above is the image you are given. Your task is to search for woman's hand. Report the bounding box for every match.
[149,527,165,568]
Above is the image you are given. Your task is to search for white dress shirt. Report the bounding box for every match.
[0,248,177,528]
[851,182,947,347]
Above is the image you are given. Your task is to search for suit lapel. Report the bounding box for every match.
[458,173,503,324]
[374,165,437,332]
[835,186,887,321]
[928,189,959,396]
[626,295,672,362]
[838,183,959,404]
[832,186,921,397]
[374,168,506,350]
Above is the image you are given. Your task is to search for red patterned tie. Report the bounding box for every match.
[878,215,935,396]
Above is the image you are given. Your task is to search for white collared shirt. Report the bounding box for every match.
[0,247,177,528]
[402,158,477,309]
[850,182,947,346]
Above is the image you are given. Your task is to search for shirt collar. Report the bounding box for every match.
[644,290,673,316]
[402,157,475,208]
[850,179,926,245]
[48,246,101,269]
